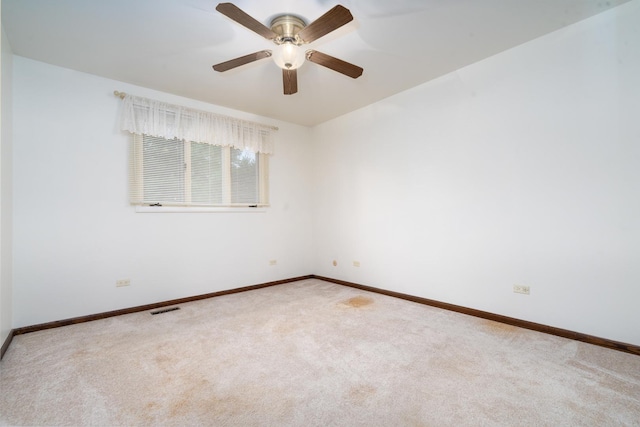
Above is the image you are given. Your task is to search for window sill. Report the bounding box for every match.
[134,206,268,213]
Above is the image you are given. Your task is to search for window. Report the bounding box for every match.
[129,135,269,207]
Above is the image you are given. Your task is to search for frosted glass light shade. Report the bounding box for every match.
[271,42,306,70]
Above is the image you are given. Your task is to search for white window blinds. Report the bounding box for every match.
[129,135,269,207]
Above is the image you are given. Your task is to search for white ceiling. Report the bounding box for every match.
[2,0,631,126]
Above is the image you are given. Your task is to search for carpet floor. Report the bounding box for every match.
[1,278,639,426]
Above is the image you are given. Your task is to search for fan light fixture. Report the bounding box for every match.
[271,40,306,70]
[270,15,307,70]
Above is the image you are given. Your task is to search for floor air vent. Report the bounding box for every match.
[150,307,180,315]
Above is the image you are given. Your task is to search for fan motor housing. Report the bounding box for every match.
[270,15,306,43]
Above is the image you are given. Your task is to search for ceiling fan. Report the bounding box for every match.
[212,3,363,95]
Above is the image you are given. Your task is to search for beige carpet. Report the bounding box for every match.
[1,279,639,426]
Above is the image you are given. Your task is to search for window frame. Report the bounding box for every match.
[130,134,269,209]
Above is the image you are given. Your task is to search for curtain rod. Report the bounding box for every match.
[113,90,279,131]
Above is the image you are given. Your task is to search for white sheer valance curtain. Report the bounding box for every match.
[120,94,276,154]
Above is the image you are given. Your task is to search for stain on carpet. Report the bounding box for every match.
[274,322,298,335]
[348,384,377,404]
[429,353,478,378]
[481,319,520,334]
[72,349,90,359]
[341,296,374,308]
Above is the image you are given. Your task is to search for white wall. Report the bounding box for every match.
[12,57,314,327]
[312,1,640,345]
[8,2,640,348]
[1,22,14,346]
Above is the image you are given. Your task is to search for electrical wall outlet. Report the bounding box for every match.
[269,259,277,266]
[513,285,530,295]
[353,261,361,267]
[116,279,130,287]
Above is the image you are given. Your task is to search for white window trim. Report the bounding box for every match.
[135,206,267,213]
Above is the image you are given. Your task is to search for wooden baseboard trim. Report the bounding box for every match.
[12,275,313,337]
[6,274,638,358]
[313,275,640,357]
[1,329,15,360]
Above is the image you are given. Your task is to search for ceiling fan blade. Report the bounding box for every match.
[296,5,353,43]
[283,69,298,95]
[216,3,278,40]
[306,50,363,79]
[212,50,272,72]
